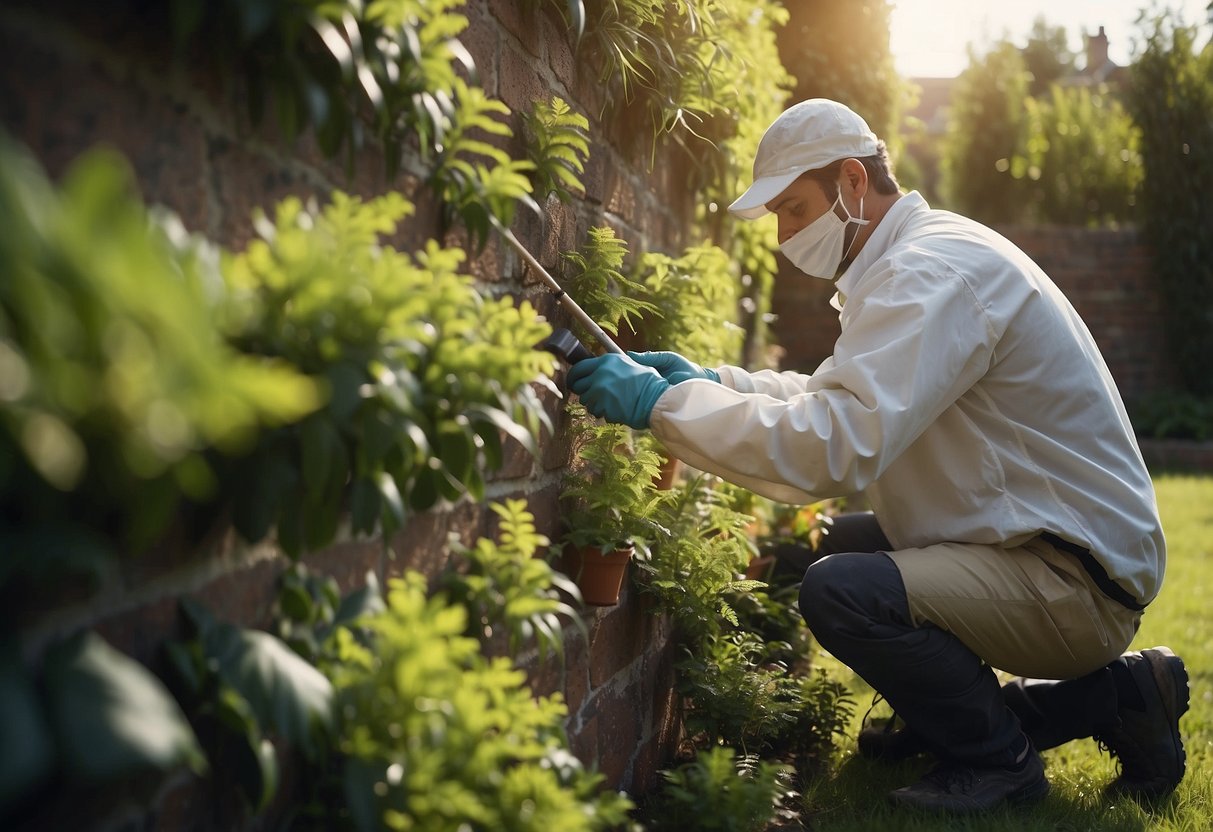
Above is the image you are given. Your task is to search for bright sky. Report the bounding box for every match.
[889,0,1213,77]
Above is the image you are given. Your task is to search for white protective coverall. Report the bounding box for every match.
[648,191,1165,607]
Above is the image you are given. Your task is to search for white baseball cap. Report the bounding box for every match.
[729,99,879,220]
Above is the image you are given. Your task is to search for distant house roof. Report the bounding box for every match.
[1065,25,1127,88]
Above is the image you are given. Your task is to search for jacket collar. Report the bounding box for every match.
[831,190,929,311]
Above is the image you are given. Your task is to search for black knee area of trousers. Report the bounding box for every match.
[798,551,912,650]
[798,551,1027,766]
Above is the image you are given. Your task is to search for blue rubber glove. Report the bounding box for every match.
[628,351,720,385]
[567,353,670,429]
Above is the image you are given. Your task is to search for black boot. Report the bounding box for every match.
[887,739,1049,813]
[1096,646,1190,800]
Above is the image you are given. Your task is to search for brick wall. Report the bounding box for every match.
[771,223,1175,408]
[0,0,687,818]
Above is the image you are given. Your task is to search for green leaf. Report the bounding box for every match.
[43,633,207,782]
[350,476,381,535]
[279,582,314,623]
[300,415,343,495]
[332,571,386,630]
[231,440,296,544]
[202,624,334,759]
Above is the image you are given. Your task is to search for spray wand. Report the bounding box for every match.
[491,217,623,365]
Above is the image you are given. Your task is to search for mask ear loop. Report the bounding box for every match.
[841,195,866,262]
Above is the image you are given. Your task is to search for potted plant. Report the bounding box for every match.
[559,406,668,605]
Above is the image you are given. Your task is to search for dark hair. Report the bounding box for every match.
[800,140,900,199]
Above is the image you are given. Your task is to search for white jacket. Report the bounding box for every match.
[650,192,1164,605]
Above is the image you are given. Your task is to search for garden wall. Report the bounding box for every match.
[0,0,689,815]
[771,223,1176,408]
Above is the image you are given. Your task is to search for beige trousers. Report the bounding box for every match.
[885,536,1141,680]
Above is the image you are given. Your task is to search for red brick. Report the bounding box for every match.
[460,1,501,95]
[388,501,488,579]
[499,44,547,118]
[592,679,644,785]
[571,712,599,768]
[488,0,542,57]
[542,10,576,92]
[588,590,653,688]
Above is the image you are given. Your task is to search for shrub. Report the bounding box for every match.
[645,746,796,832]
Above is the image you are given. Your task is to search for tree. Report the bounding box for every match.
[1125,12,1213,395]
[775,0,904,142]
[939,41,1031,223]
[1019,85,1141,226]
[1021,17,1076,96]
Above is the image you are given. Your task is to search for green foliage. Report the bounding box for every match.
[525,96,592,203]
[940,41,1032,223]
[1018,85,1141,226]
[676,631,853,758]
[273,565,386,664]
[635,473,758,639]
[776,0,903,143]
[442,499,584,661]
[163,599,334,812]
[0,139,320,611]
[638,242,745,366]
[170,0,465,171]
[1130,391,1213,442]
[221,191,556,553]
[432,79,539,250]
[560,405,668,554]
[1126,12,1213,395]
[0,634,205,828]
[725,578,813,670]
[169,0,546,248]
[560,226,658,340]
[322,573,633,831]
[647,746,795,832]
[1021,17,1076,97]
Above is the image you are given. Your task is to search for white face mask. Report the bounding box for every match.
[779,191,870,279]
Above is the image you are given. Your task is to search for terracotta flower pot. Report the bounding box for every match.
[571,544,634,606]
[744,554,775,581]
[653,457,683,490]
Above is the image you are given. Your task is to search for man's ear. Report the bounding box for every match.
[840,158,869,199]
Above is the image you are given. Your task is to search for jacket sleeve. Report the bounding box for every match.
[650,262,998,503]
[715,365,820,400]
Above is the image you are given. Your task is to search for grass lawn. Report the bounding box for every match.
[800,473,1213,831]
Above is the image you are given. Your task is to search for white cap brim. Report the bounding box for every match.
[727,170,805,220]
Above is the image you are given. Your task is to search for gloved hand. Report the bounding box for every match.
[627,351,720,385]
[568,353,670,429]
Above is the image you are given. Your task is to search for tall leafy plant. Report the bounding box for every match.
[635,474,758,640]
[0,141,319,616]
[560,226,657,342]
[1127,11,1213,395]
[1019,84,1142,227]
[940,41,1032,223]
[525,96,592,203]
[638,242,744,366]
[442,499,584,661]
[220,191,557,554]
[319,573,634,831]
